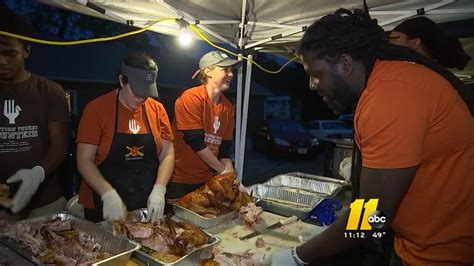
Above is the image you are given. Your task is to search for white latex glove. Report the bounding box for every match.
[262,248,298,266]
[101,189,126,221]
[147,184,166,223]
[338,156,352,181]
[301,226,325,242]
[7,166,45,213]
[220,165,234,175]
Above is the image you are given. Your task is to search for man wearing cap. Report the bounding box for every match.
[76,53,174,222]
[389,16,471,70]
[167,51,239,198]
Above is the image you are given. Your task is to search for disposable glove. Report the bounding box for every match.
[101,189,126,221]
[220,165,235,175]
[7,166,45,213]
[262,248,300,266]
[338,156,352,181]
[147,184,166,223]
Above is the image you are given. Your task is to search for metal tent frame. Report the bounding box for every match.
[39,0,474,181]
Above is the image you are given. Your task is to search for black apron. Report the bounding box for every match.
[87,90,159,222]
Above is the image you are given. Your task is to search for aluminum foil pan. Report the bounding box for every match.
[0,239,36,266]
[248,184,324,219]
[171,203,237,229]
[264,172,348,197]
[12,211,140,266]
[100,209,220,266]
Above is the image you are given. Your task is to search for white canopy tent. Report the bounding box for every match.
[40,0,474,181]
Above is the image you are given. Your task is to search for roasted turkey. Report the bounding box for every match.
[176,173,253,217]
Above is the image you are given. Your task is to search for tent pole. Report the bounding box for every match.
[239,0,247,48]
[238,54,253,182]
[75,0,133,25]
[235,55,243,177]
[196,20,302,30]
[197,20,240,24]
[378,0,456,27]
[426,9,474,14]
[370,8,474,15]
[245,27,306,49]
[249,22,301,29]
[235,0,247,181]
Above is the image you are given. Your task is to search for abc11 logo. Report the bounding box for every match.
[346,199,387,230]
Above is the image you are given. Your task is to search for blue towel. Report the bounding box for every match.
[309,198,342,226]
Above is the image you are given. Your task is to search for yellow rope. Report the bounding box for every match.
[0,17,297,73]
[0,18,176,45]
[190,24,299,74]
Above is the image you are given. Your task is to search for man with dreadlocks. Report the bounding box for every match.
[266,9,474,266]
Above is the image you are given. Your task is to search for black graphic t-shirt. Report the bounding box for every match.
[0,74,69,208]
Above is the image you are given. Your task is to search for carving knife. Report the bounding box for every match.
[239,215,299,240]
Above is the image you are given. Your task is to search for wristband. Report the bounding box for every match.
[291,247,309,265]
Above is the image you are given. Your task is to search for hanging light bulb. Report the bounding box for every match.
[176,18,193,47]
[178,28,193,46]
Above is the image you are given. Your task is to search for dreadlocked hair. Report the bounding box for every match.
[299,8,474,115]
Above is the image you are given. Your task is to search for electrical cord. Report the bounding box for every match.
[0,17,298,73]
[0,18,176,45]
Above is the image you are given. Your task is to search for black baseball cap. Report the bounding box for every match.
[121,62,158,97]
[392,17,471,70]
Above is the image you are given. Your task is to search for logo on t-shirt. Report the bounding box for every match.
[3,99,22,124]
[129,119,141,134]
[213,116,221,134]
[125,145,144,160]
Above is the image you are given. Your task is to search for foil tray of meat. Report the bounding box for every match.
[170,204,237,229]
[0,211,140,265]
[100,209,220,266]
[264,172,349,198]
[247,184,325,219]
[172,173,253,229]
[0,238,36,265]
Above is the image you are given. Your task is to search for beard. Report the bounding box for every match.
[324,74,356,115]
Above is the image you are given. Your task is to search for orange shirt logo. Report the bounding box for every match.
[213,116,221,133]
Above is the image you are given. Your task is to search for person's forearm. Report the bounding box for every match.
[41,125,68,176]
[41,140,67,176]
[155,152,174,186]
[196,148,226,173]
[297,211,362,262]
[77,159,114,196]
[220,158,234,172]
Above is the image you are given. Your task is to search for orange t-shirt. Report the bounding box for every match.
[355,60,474,265]
[171,85,235,184]
[76,89,173,208]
